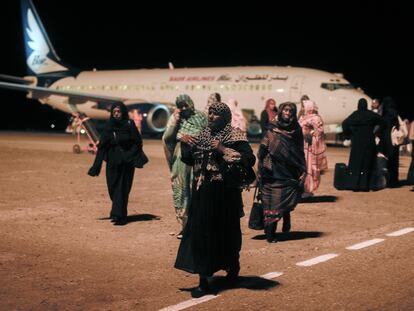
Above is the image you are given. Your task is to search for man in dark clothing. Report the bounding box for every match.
[342,98,385,191]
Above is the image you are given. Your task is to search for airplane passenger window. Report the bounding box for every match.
[321,83,355,91]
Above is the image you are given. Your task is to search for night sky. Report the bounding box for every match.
[0,0,412,131]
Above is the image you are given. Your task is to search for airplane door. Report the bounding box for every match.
[289,76,304,103]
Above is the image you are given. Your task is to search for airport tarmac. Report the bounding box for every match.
[0,132,413,311]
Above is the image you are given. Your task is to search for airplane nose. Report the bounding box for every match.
[344,91,373,113]
[356,93,372,106]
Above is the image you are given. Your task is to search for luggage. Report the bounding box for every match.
[391,116,409,146]
[334,163,351,190]
[369,153,389,191]
[248,186,264,230]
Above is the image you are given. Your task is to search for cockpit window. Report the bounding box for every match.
[321,83,354,91]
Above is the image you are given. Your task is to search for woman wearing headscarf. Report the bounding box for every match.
[204,92,221,114]
[175,102,256,298]
[297,94,310,119]
[298,100,328,197]
[226,98,247,132]
[378,97,400,187]
[258,102,306,243]
[162,94,207,237]
[342,98,385,191]
[260,98,278,137]
[88,102,143,225]
[407,118,414,185]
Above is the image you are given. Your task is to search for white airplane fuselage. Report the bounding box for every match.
[37,65,370,133]
[0,0,372,136]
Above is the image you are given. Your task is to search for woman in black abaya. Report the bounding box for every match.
[174,102,256,298]
[342,98,385,191]
[378,97,400,187]
[88,102,143,225]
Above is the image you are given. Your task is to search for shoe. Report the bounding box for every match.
[110,215,121,222]
[282,223,291,233]
[113,218,127,226]
[191,276,209,298]
[301,192,313,199]
[191,286,209,298]
[265,223,277,243]
[226,265,240,283]
[282,213,291,233]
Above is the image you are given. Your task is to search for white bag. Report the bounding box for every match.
[391,116,408,146]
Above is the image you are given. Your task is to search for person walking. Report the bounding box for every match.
[204,92,221,114]
[342,98,385,191]
[298,100,328,197]
[162,94,207,237]
[174,101,255,298]
[227,98,247,132]
[297,94,310,119]
[378,97,400,187]
[88,102,143,225]
[257,102,306,243]
[260,98,277,137]
[406,118,414,185]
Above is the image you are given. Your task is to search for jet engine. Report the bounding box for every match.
[126,102,173,136]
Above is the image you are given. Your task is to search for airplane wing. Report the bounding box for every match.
[0,81,124,105]
[0,74,33,85]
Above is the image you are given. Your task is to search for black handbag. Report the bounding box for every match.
[134,150,149,168]
[248,185,264,230]
[224,163,256,188]
[369,153,389,191]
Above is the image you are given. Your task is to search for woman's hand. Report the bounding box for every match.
[88,165,101,177]
[173,108,181,124]
[211,140,225,153]
[180,134,197,146]
[298,172,306,186]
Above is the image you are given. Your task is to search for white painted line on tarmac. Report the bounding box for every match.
[159,294,219,311]
[160,272,284,311]
[296,253,339,267]
[346,238,385,250]
[160,227,413,311]
[261,271,284,279]
[386,227,414,237]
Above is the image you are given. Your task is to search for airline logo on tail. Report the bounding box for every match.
[22,0,67,74]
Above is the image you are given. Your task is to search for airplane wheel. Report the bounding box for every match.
[73,144,81,154]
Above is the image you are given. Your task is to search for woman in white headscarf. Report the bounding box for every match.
[226,98,247,132]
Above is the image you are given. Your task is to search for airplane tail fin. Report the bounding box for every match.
[20,0,74,75]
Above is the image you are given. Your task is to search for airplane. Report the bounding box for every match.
[0,0,372,138]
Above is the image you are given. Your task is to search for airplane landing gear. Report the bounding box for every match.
[69,112,99,154]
